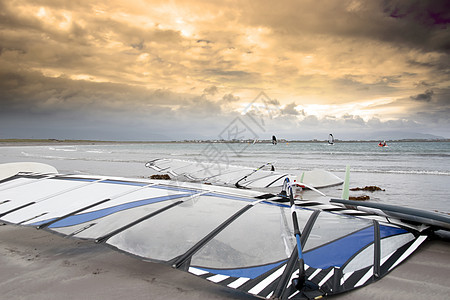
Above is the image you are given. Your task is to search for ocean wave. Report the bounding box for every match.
[48,146,77,152]
[283,151,450,158]
[86,150,111,153]
[328,168,450,176]
[21,152,78,160]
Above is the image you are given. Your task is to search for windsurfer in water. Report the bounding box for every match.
[328,134,334,145]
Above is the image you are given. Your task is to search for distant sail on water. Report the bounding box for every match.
[378,140,387,147]
[272,135,277,145]
[328,133,334,145]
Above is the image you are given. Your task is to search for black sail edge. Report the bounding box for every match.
[171,203,255,271]
[95,200,184,244]
[373,220,381,278]
[273,209,321,299]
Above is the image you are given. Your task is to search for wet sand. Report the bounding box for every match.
[0,224,254,300]
[333,232,450,300]
[1,224,449,299]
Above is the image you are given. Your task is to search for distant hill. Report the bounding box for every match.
[359,131,445,141]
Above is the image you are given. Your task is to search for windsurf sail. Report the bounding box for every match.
[146,159,283,188]
[328,134,334,145]
[235,162,276,188]
[272,135,278,145]
[0,171,432,299]
[145,159,344,190]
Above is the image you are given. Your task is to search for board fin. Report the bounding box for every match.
[341,165,350,200]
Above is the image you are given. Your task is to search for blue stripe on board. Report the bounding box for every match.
[33,217,57,226]
[194,260,287,279]
[261,200,290,208]
[32,193,194,228]
[303,225,407,269]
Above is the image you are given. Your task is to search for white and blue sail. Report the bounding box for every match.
[146,158,344,190]
[0,167,440,299]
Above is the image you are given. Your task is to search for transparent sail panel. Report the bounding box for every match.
[342,232,414,273]
[304,213,372,252]
[190,204,313,269]
[342,241,375,273]
[106,195,249,261]
[380,232,414,259]
[49,187,191,238]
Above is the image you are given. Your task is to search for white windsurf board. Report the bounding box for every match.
[0,162,57,181]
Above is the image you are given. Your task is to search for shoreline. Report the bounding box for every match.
[1,138,449,147]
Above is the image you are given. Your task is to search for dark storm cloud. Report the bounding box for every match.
[380,0,450,52]
[0,69,184,115]
[177,95,222,116]
[410,89,434,102]
[222,93,240,102]
[414,81,434,88]
[409,89,450,128]
[204,69,261,84]
[241,0,450,53]
[0,69,229,140]
[384,0,450,26]
[281,102,301,115]
[203,85,218,95]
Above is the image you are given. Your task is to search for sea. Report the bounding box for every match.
[0,141,449,214]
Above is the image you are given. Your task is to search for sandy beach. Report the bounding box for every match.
[1,224,449,300]
[0,224,254,300]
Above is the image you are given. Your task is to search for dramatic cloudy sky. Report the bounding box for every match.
[1,0,449,140]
